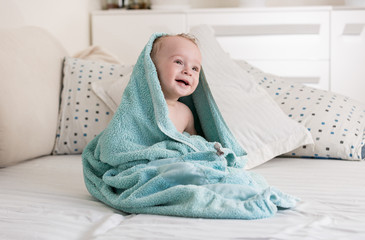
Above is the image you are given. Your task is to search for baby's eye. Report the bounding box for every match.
[175,60,183,65]
[192,66,200,72]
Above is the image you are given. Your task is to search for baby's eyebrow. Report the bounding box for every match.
[169,55,182,61]
[170,55,201,65]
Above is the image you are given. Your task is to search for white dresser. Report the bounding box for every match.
[331,9,365,103]
[91,7,365,103]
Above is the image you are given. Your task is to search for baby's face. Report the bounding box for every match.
[153,36,202,101]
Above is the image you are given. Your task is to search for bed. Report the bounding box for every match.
[2,156,365,239]
[1,23,365,240]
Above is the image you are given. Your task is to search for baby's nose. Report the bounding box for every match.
[183,68,192,76]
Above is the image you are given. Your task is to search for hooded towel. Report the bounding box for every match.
[82,33,298,219]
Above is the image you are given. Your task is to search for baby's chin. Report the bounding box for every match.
[161,85,198,100]
[179,87,198,97]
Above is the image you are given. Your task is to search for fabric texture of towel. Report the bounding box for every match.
[82,33,298,219]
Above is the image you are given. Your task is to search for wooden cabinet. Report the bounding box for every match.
[91,7,365,103]
[186,8,330,90]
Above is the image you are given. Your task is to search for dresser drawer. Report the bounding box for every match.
[246,60,330,90]
[188,10,330,61]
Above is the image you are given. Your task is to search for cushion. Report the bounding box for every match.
[91,66,133,113]
[53,57,131,154]
[73,45,122,64]
[189,25,313,169]
[0,27,68,167]
[236,60,365,160]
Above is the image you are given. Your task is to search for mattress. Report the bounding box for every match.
[1,155,365,240]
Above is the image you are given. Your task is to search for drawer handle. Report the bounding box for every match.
[342,24,365,35]
[212,24,321,36]
[281,76,320,84]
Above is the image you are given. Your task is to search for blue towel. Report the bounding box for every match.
[82,33,298,219]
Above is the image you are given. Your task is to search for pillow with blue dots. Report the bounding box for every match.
[53,57,132,155]
[236,60,365,161]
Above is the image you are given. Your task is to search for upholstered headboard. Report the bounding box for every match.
[0,27,68,167]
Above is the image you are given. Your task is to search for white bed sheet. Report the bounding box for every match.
[0,155,125,240]
[1,155,365,240]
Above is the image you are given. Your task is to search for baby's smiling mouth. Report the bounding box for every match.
[176,79,189,86]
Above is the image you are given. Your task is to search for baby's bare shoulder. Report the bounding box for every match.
[177,102,193,115]
[177,102,196,135]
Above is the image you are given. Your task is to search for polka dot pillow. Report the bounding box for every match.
[236,60,365,160]
[53,57,131,154]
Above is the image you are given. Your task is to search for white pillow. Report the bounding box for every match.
[91,67,133,113]
[236,59,365,160]
[190,25,313,169]
[53,57,131,154]
[73,45,122,65]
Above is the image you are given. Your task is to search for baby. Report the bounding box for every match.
[151,34,202,135]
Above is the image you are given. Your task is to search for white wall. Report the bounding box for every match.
[0,0,101,55]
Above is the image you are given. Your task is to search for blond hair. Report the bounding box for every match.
[150,33,199,62]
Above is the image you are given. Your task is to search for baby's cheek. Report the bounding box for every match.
[193,78,200,88]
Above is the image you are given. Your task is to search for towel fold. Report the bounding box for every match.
[82,33,298,219]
